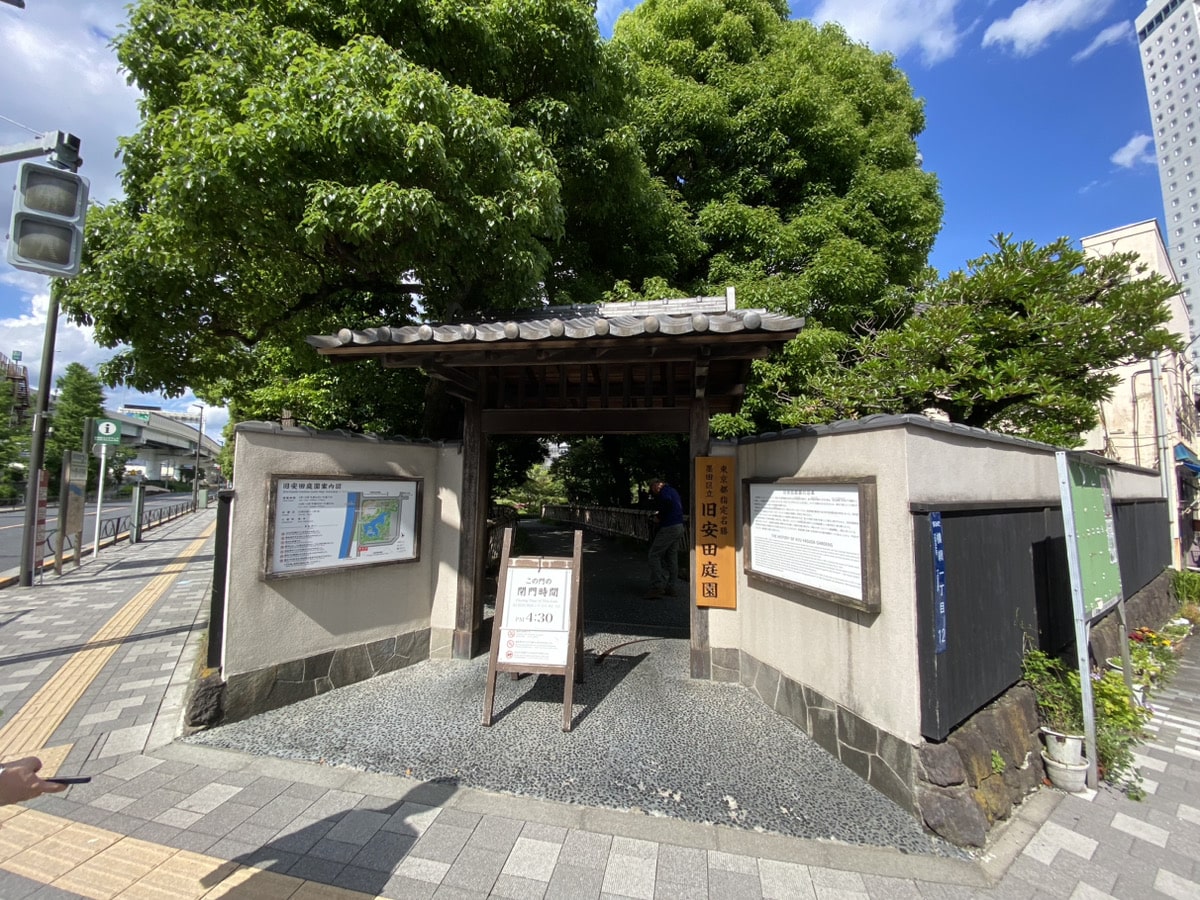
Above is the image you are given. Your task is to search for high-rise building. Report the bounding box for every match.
[1138,0,1200,340]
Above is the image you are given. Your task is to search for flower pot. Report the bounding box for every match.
[1041,750,1089,793]
[1040,727,1085,765]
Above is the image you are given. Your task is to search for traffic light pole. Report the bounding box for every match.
[6,131,82,586]
[18,291,60,586]
[0,132,81,170]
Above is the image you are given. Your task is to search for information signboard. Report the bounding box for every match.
[1057,454,1123,618]
[1055,450,1127,791]
[483,528,584,731]
[497,565,572,666]
[94,419,121,444]
[694,456,737,609]
[266,475,421,578]
[743,477,880,613]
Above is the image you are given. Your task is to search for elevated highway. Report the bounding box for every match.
[108,407,222,483]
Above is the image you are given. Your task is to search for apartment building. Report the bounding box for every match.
[1138,0,1200,341]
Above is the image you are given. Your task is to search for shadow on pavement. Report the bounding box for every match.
[199,779,462,896]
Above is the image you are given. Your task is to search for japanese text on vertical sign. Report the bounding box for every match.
[694,457,737,609]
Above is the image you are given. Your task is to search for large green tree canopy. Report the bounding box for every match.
[735,235,1183,447]
[611,0,942,328]
[58,0,943,440]
[59,0,685,417]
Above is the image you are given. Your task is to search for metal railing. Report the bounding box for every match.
[39,498,195,560]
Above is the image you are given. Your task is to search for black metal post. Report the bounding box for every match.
[18,292,59,586]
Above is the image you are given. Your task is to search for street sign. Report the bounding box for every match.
[95,418,121,444]
[11,350,21,361]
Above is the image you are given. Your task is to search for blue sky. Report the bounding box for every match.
[0,0,1169,430]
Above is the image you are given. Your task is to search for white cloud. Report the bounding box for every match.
[982,0,1114,56]
[0,1,140,220]
[0,4,230,439]
[1110,133,1156,169]
[810,0,964,66]
[1071,21,1133,63]
[1,1,141,389]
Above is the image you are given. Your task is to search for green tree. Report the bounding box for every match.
[737,236,1182,446]
[56,0,682,438]
[550,435,687,506]
[0,383,28,503]
[45,363,106,493]
[611,0,942,327]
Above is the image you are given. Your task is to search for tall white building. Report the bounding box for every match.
[1138,0,1200,338]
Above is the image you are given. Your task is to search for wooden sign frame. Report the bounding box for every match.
[482,528,584,731]
[742,476,880,614]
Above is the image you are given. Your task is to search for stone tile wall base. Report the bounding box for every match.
[1090,568,1178,666]
[714,648,1044,849]
[217,628,431,724]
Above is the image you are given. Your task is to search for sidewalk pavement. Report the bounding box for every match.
[0,510,1196,898]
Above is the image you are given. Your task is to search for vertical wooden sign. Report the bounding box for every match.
[482,528,584,731]
[694,457,737,609]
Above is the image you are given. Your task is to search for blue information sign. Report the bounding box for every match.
[931,512,947,654]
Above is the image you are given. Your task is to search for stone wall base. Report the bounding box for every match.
[1090,569,1178,665]
[210,629,431,725]
[718,648,1044,848]
[715,649,916,814]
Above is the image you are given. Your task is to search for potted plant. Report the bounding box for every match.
[1022,648,1086,767]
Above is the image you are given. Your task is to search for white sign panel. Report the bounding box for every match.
[748,482,863,601]
[498,566,571,667]
[269,477,420,576]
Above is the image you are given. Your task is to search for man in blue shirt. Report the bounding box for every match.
[646,478,685,599]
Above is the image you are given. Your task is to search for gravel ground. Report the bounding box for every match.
[188,634,960,856]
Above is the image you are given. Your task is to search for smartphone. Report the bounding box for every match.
[46,776,91,785]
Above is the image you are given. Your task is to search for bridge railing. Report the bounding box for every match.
[540,504,657,541]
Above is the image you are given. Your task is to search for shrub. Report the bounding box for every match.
[1021,649,1084,734]
[1022,648,1150,792]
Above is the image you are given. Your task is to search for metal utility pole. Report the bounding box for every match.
[1151,354,1183,569]
[18,294,58,585]
[191,403,204,508]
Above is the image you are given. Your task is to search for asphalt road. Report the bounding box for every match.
[0,491,196,576]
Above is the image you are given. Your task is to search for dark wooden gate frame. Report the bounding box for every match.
[309,291,803,678]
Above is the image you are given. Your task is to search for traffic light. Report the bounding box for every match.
[6,160,89,277]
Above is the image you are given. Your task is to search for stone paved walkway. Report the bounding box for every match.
[0,510,1196,897]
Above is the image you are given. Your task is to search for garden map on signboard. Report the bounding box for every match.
[267,475,421,578]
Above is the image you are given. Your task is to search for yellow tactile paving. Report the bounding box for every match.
[199,866,304,899]
[0,523,216,760]
[0,808,381,900]
[114,849,237,900]
[35,742,74,778]
[52,836,177,898]
[0,519,383,898]
[0,808,67,862]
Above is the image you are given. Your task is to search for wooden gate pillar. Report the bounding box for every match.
[454,399,489,658]
[689,397,711,678]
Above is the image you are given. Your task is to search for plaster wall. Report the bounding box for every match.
[714,427,919,741]
[224,424,464,678]
[714,418,1163,745]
